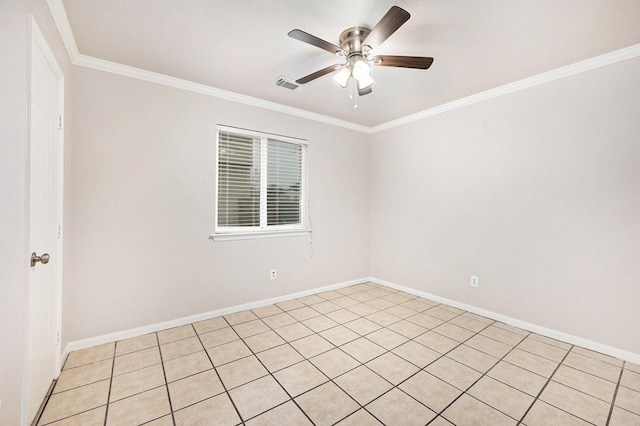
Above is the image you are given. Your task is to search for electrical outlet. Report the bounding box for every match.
[270,269,277,280]
[470,275,479,288]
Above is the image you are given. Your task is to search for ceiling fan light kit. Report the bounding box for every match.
[287,5,433,103]
[351,57,371,81]
[333,66,351,88]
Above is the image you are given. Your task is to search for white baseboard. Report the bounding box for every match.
[61,277,369,364]
[369,277,640,365]
[62,276,640,366]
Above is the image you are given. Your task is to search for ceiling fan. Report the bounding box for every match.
[288,6,433,97]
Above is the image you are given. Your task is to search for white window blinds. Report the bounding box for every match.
[215,126,308,239]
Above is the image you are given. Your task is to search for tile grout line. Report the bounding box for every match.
[326,301,492,424]
[358,306,478,423]
[531,347,627,425]
[43,288,394,426]
[279,288,393,423]
[257,290,366,421]
[195,315,247,425]
[31,379,57,426]
[130,300,622,426]
[103,347,168,416]
[102,343,117,426]
[320,287,418,425]
[106,338,174,425]
[35,351,115,425]
[56,283,635,425]
[364,309,475,409]
[156,330,177,426]
[434,318,625,424]
[605,360,625,425]
[231,310,317,425]
[255,286,406,424]
[424,318,526,424]
[453,325,532,422]
[297,289,513,424]
[201,304,315,422]
[516,345,573,425]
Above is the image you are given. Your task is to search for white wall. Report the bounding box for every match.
[370,57,640,354]
[3,5,638,422]
[64,46,640,359]
[0,1,73,424]
[65,67,370,342]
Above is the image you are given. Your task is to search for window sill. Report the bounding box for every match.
[210,229,311,242]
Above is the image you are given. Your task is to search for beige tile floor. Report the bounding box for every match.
[36,282,640,425]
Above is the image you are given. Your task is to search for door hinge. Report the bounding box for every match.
[56,331,60,345]
[58,115,62,130]
[57,224,62,239]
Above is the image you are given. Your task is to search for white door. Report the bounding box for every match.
[24,15,64,425]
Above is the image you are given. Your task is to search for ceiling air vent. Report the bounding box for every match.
[273,76,303,92]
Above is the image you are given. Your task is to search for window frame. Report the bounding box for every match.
[212,125,310,241]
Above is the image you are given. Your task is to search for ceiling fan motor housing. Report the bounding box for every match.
[339,26,372,59]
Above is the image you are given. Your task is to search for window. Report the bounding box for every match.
[214,125,309,240]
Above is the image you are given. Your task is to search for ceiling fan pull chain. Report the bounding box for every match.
[354,81,359,109]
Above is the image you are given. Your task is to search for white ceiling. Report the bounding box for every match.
[60,0,640,127]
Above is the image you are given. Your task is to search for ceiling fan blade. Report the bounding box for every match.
[288,29,346,56]
[363,6,410,48]
[358,86,373,96]
[296,64,342,84]
[372,55,434,69]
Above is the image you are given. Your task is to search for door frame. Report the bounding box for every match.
[22,14,65,425]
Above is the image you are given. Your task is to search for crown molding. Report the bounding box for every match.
[47,0,640,135]
[45,0,369,133]
[72,54,370,133]
[46,0,79,62]
[370,43,640,133]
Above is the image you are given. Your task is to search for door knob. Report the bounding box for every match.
[30,252,50,267]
